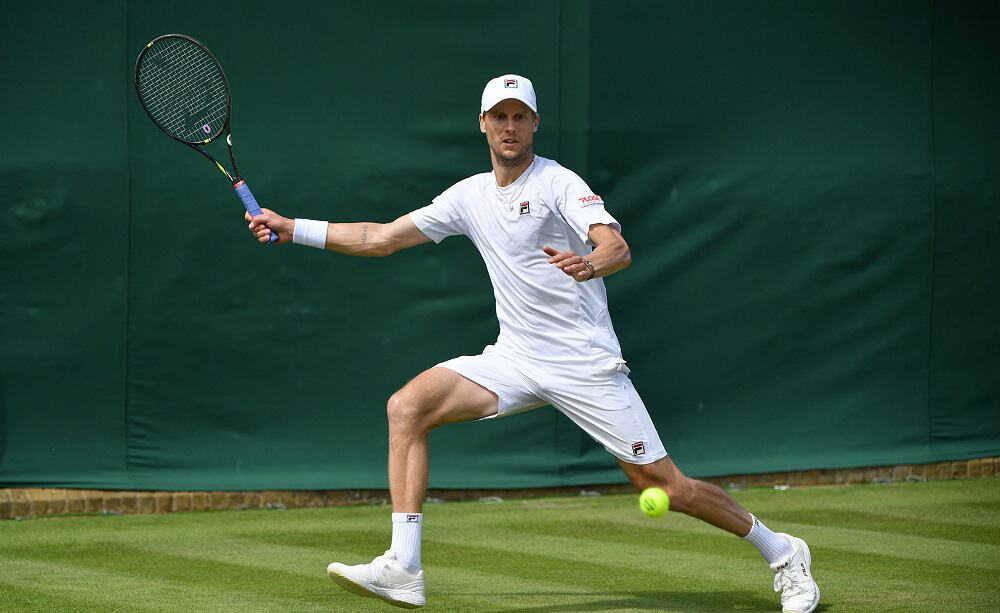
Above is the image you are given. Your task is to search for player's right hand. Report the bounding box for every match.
[245,209,293,245]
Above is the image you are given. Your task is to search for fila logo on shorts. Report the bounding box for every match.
[406,514,420,523]
[631,441,646,456]
[519,201,530,215]
[504,78,518,88]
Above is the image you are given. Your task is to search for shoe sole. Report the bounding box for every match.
[327,568,424,609]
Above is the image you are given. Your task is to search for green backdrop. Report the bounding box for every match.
[1,1,997,490]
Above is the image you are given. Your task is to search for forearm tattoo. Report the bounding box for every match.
[361,224,369,244]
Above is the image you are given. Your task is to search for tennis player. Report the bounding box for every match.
[246,74,820,613]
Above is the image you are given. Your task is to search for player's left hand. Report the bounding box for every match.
[543,246,594,282]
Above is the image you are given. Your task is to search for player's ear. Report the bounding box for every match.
[532,112,540,133]
[479,113,487,134]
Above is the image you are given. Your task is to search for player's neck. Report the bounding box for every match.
[492,152,535,187]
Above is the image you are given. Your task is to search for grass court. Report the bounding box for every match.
[1,479,997,612]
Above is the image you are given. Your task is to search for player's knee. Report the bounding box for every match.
[386,389,429,433]
[386,392,411,428]
[663,477,696,514]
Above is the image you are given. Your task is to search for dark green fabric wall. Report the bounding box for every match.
[1,1,997,490]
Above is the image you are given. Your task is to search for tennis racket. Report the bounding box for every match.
[134,33,278,243]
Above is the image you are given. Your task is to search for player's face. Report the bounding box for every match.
[480,99,540,167]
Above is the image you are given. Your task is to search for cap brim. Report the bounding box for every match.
[481,95,537,114]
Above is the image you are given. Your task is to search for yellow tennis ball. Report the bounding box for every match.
[639,487,670,517]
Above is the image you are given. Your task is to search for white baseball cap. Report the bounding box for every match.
[480,74,537,114]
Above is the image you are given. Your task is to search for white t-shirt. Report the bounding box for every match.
[409,155,624,364]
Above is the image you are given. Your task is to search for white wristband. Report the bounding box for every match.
[293,219,329,249]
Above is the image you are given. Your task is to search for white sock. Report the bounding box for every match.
[390,513,422,573]
[741,514,794,564]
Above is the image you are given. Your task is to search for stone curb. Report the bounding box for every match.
[2,456,996,520]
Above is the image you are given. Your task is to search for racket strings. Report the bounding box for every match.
[140,41,226,131]
[140,43,226,138]
[137,38,229,143]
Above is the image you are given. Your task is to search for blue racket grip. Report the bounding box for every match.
[234,180,279,244]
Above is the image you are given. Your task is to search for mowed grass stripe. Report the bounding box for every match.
[2,543,334,611]
[251,525,763,590]
[405,562,634,613]
[427,530,996,604]
[0,580,159,613]
[403,561,778,613]
[741,520,1000,570]
[761,507,1000,545]
[433,510,998,579]
[735,481,1000,527]
[0,558,318,613]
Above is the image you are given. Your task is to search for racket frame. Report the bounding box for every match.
[134,33,245,184]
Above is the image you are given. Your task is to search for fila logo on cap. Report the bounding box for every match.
[504,78,518,88]
[519,201,530,215]
[631,441,646,456]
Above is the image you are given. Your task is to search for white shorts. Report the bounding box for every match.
[436,345,668,465]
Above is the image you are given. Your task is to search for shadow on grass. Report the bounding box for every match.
[442,589,830,612]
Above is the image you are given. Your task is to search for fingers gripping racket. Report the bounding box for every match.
[134,34,277,243]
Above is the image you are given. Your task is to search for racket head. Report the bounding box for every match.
[134,34,232,145]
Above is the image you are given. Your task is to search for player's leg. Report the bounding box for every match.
[617,455,753,535]
[618,457,819,613]
[328,366,497,609]
[386,366,500,514]
[545,371,819,613]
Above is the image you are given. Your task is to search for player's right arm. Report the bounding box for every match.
[245,210,430,256]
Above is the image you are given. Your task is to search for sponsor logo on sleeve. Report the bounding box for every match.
[578,194,604,207]
[519,201,530,215]
[504,78,518,88]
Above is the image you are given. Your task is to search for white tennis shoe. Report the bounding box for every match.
[770,534,820,613]
[327,550,426,609]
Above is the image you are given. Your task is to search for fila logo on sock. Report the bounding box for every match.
[406,514,420,523]
[519,201,530,215]
[631,441,646,456]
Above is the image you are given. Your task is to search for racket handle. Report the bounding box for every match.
[234,180,279,244]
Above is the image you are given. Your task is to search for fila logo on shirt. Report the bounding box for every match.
[519,201,530,215]
[631,441,646,456]
[504,78,518,88]
[406,514,420,523]
[578,194,603,207]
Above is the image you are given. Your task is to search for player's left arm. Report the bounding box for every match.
[543,223,631,282]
